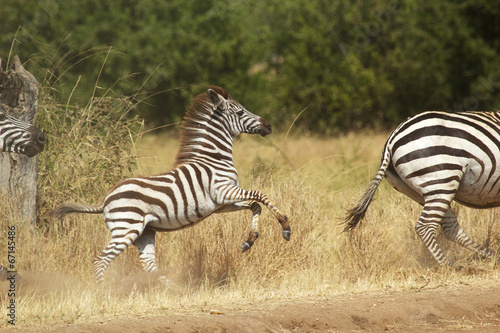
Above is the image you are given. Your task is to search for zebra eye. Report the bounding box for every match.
[236,110,244,117]
[0,113,5,120]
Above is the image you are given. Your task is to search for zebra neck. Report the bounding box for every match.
[174,122,236,167]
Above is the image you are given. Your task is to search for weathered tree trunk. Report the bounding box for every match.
[0,56,40,227]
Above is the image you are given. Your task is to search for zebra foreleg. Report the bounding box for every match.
[217,186,291,241]
[215,201,262,252]
[237,189,290,241]
[242,202,262,252]
[441,210,494,260]
[133,228,159,273]
[254,193,290,241]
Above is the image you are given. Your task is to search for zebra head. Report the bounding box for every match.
[208,87,272,137]
[0,111,45,157]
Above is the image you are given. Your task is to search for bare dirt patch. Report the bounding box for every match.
[3,284,499,332]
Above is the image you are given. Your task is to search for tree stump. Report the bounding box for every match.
[0,56,40,227]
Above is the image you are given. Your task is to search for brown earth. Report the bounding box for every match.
[3,284,499,332]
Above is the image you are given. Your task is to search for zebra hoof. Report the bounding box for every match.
[242,241,253,253]
[282,228,291,241]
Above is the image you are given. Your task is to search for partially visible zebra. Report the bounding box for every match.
[0,109,45,280]
[0,110,45,157]
[345,111,500,266]
[51,86,291,283]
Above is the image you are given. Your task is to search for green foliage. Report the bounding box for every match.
[2,0,500,133]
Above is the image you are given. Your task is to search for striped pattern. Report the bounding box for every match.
[51,87,290,283]
[345,111,498,266]
[0,111,45,156]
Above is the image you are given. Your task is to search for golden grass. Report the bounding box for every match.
[1,130,499,327]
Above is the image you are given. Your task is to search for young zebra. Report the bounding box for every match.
[51,87,291,283]
[345,111,500,266]
[0,110,45,157]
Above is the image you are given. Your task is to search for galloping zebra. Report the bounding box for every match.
[51,86,291,283]
[0,110,45,157]
[345,111,500,266]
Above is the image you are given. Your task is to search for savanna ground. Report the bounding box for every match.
[1,132,499,332]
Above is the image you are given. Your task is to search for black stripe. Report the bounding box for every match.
[108,206,145,215]
[419,176,461,188]
[104,190,175,217]
[406,164,463,179]
[395,146,481,168]
[422,205,449,213]
[182,166,203,218]
[176,166,192,223]
[105,218,143,224]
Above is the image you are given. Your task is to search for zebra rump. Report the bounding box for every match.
[345,111,499,266]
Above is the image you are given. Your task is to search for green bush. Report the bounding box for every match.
[2,0,500,133]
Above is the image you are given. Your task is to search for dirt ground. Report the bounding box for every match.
[3,284,499,332]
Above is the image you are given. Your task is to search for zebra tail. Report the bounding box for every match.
[49,202,104,220]
[344,148,391,232]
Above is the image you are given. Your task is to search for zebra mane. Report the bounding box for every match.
[174,86,232,166]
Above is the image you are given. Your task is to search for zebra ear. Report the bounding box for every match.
[208,89,224,107]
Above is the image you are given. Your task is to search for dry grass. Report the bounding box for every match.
[1,128,499,327]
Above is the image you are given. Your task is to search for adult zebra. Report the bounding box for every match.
[0,110,45,157]
[345,111,499,266]
[51,86,290,283]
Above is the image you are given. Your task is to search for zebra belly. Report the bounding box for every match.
[103,189,219,231]
[391,159,500,207]
[144,197,219,231]
[103,199,219,231]
[454,163,500,207]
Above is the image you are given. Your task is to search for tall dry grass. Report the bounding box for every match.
[1,124,499,327]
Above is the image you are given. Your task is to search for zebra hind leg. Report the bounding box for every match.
[441,210,494,260]
[415,199,455,266]
[133,228,159,273]
[94,230,140,284]
[242,202,261,252]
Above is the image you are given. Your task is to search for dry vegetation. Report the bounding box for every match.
[1,119,499,328]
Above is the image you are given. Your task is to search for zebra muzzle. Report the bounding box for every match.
[258,118,272,137]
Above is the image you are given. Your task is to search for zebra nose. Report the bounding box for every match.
[37,132,46,145]
[27,125,46,151]
[258,118,272,137]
